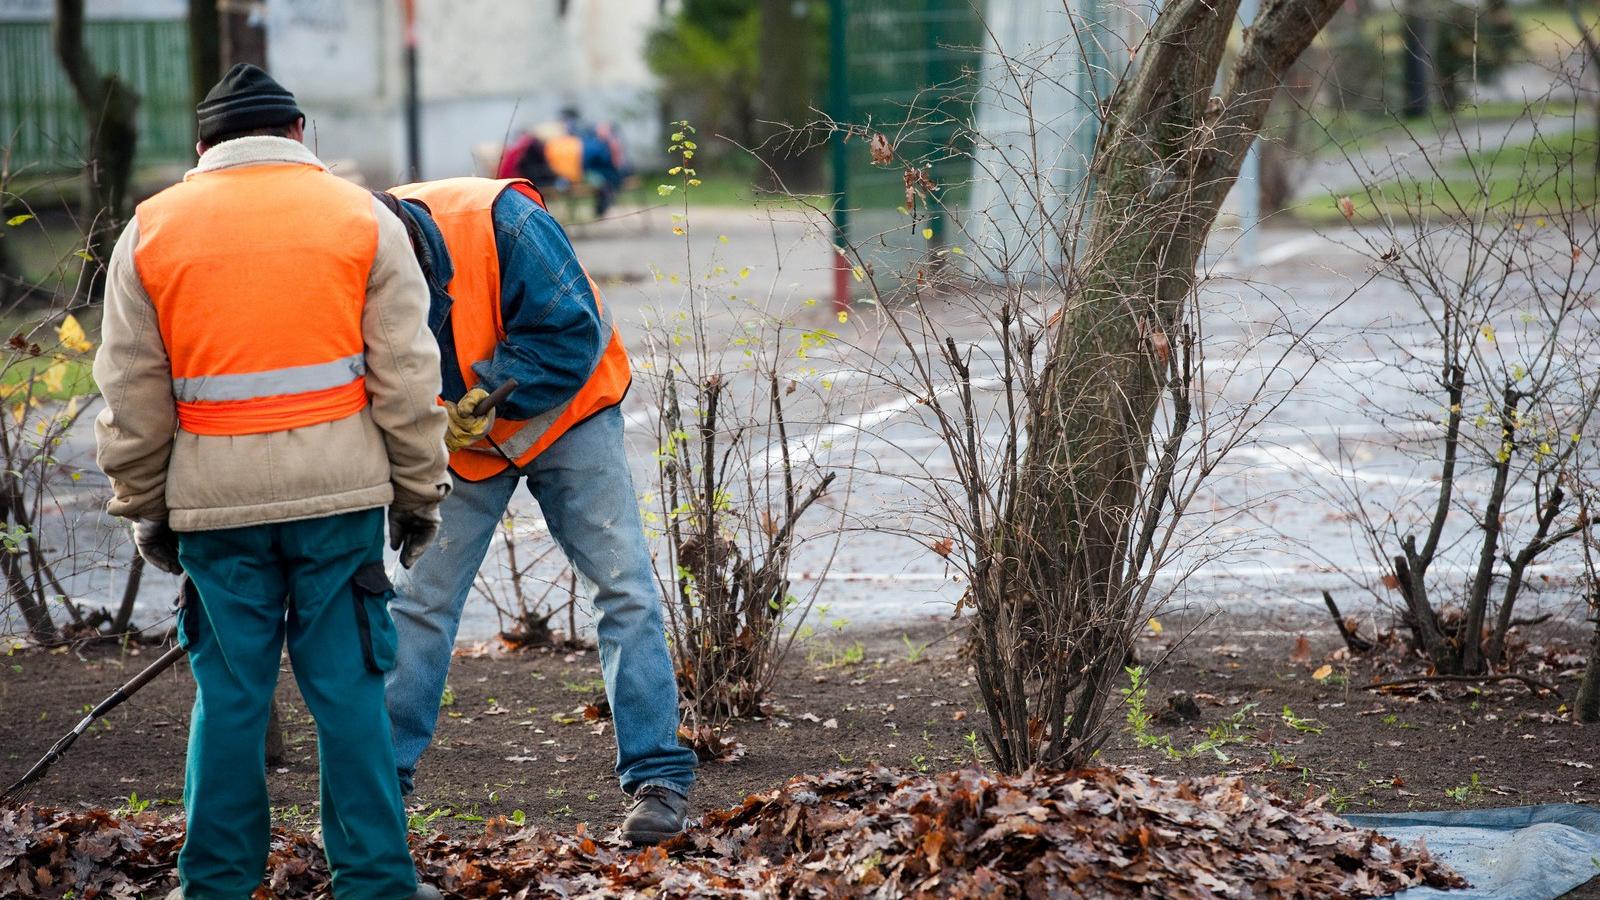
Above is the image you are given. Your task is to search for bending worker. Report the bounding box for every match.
[93,64,450,900]
[374,176,697,843]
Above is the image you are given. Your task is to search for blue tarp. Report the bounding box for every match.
[1346,805,1600,899]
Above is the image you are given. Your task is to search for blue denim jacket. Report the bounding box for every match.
[397,189,604,421]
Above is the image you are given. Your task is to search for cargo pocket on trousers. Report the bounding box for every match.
[352,562,399,674]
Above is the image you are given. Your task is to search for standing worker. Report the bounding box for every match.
[374,176,697,843]
[93,64,450,900]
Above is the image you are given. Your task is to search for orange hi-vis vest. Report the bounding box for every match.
[388,177,630,481]
[543,134,584,183]
[135,162,378,436]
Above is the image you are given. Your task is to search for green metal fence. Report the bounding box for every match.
[828,0,985,300]
[1,20,193,172]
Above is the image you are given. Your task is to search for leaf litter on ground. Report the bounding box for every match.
[0,766,1465,898]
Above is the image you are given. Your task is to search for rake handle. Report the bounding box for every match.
[2,642,187,802]
[472,379,518,417]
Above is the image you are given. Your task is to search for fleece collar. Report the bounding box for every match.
[187,136,325,179]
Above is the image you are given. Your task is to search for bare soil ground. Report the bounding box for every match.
[3,605,1597,895]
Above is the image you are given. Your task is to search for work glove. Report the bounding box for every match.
[133,518,182,575]
[445,387,496,453]
[389,504,442,569]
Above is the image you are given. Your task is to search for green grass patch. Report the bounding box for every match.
[618,169,825,211]
[1,355,97,401]
[1293,126,1597,225]
[1449,125,1599,173]
[1299,101,1580,156]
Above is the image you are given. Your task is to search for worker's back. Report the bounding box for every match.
[136,159,377,436]
[95,135,449,533]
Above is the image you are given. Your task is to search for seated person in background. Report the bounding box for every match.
[496,108,627,217]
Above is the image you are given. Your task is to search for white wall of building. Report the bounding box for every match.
[268,0,664,186]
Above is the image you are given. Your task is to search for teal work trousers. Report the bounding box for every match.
[175,508,416,900]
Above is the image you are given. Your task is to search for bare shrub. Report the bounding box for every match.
[1,168,140,645]
[471,515,585,650]
[1573,473,1600,724]
[1324,96,1600,675]
[640,124,850,749]
[806,0,1349,772]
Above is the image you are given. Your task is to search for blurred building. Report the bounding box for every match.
[0,0,665,186]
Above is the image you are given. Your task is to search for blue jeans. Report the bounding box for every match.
[386,406,697,796]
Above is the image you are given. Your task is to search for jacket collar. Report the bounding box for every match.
[187,136,326,179]
[395,199,456,335]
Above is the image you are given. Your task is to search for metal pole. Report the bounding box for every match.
[828,0,850,313]
[402,0,421,181]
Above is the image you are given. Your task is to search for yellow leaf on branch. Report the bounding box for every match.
[57,315,93,353]
[41,358,69,395]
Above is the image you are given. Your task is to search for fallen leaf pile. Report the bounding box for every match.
[1,767,1465,898]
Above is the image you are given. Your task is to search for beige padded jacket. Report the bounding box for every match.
[93,137,451,532]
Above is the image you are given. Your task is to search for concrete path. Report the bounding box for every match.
[10,206,1596,643]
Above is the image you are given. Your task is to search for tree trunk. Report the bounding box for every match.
[991,0,1342,769]
[110,554,145,635]
[221,0,268,68]
[758,0,817,188]
[1575,607,1600,724]
[188,0,222,139]
[1400,0,1433,118]
[54,0,140,296]
[265,697,287,766]
[1020,0,1343,593]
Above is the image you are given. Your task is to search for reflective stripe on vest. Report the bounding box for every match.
[135,162,377,436]
[172,354,366,402]
[388,176,631,480]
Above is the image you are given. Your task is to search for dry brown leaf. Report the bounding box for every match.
[1290,635,1313,664]
[869,133,893,165]
[1,767,1464,898]
[1149,328,1171,364]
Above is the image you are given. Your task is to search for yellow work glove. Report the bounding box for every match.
[445,387,496,452]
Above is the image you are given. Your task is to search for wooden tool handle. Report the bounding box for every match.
[473,379,519,416]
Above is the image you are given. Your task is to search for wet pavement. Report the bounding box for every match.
[13,208,1599,642]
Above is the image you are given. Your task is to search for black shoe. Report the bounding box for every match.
[621,785,688,845]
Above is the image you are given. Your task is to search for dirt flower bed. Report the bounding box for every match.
[1,767,1463,899]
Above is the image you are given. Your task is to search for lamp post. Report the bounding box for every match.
[402,0,421,181]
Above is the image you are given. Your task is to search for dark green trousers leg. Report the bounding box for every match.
[177,509,416,900]
[175,524,283,900]
[278,511,414,900]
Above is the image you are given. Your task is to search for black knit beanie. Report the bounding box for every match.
[196,64,303,144]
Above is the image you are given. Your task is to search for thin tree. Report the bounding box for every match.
[988,0,1344,770]
[758,0,817,187]
[53,0,139,294]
